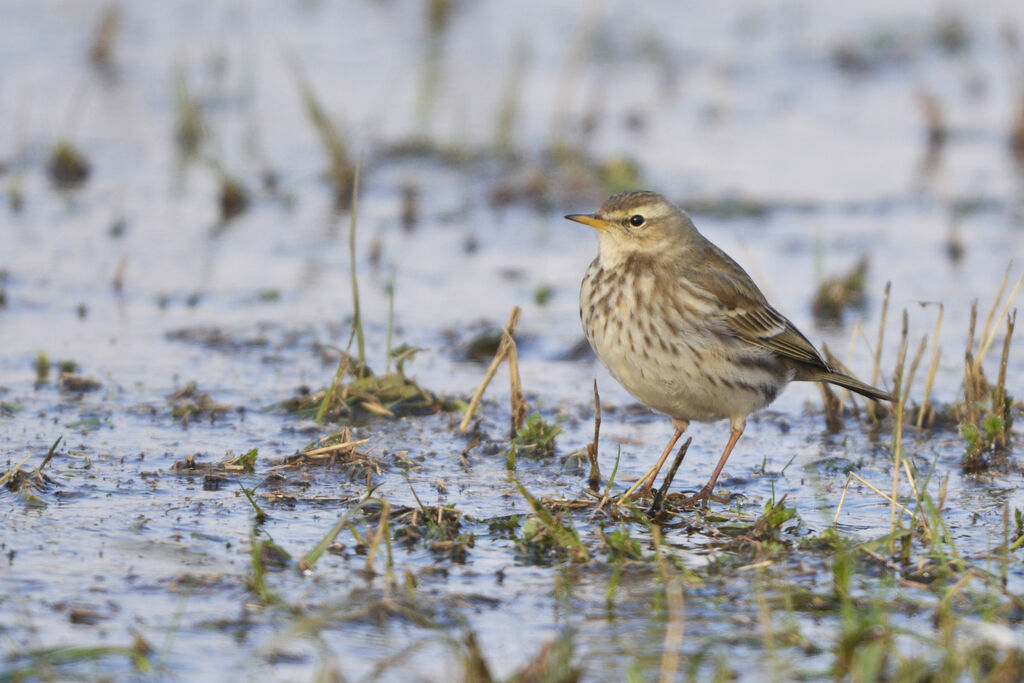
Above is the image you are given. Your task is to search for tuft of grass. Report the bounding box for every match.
[0,436,61,506]
[956,275,1019,471]
[247,531,282,604]
[510,412,561,457]
[394,492,473,562]
[812,255,869,324]
[601,524,643,562]
[57,372,101,393]
[168,382,229,425]
[290,60,355,210]
[232,448,258,474]
[34,351,50,384]
[598,156,641,194]
[173,70,205,157]
[512,479,588,563]
[831,543,892,680]
[270,429,380,484]
[298,493,379,572]
[284,364,453,423]
[47,141,91,188]
[533,284,554,306]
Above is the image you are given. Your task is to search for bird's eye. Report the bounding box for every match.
[629,214,645,227]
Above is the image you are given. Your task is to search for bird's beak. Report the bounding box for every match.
[564,213,612,233]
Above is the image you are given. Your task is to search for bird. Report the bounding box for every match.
[565,191,893,507]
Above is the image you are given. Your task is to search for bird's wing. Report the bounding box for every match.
[724,303,825,366]
[689,246,829,368]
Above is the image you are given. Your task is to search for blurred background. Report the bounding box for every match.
[2,1,1024,680]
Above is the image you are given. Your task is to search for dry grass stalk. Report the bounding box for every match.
[364,500,391,576]
[818,382,843,431]
[871,281,892,388]
[889,310,910,546]
[958,266,1024,428]
[975,269,1022,368]
[834,471,915,523]
[963,300,981,425]
[302,438,371,457]
[904,334,929,411]
[458,307,523,432]
[868,281,891,423]
[993,311,1016,448]
[916,303,944,429]
[506,326,527,438]
[833,472,854,524]
[89,5,120,66]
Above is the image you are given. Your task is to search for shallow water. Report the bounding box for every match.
[2,1,1024,680]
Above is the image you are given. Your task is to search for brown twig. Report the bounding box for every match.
[458,307,522,432]
[648,437,692,517]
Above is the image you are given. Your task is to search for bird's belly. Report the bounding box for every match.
[583,306,787,424]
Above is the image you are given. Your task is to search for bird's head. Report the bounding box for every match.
[565,190,696,264]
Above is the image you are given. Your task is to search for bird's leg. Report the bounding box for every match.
[639,427,684,498]
[684,420,744,509]
[618,425,684,502]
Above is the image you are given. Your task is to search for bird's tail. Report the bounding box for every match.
[818,371,893,402]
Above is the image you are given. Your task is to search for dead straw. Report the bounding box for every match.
[916,303,944,429]
[458,307,523,433]
[888,310,910,549]
[993,311,1016,448]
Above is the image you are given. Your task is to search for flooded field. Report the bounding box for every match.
[2,1,1024,680]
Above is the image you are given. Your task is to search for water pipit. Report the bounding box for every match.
[566,191,892,507]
